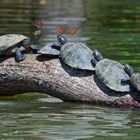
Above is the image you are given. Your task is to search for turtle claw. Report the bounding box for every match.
[16,54,26,61]
[15,47,26,62]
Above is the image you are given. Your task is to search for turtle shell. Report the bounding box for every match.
[39,43,60,56]
[0,34,27,53]
[95,59,132,92]
[60,42,95,71]
[130,73,140,92]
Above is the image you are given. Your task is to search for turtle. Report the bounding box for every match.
[0,29,41,61]
[38,35,68,56]
[58,35,103,70]
[38,42,60,56]
[94,59,134,92]
[60,42,101,71]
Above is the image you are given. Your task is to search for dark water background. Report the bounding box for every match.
[0,0,140,139]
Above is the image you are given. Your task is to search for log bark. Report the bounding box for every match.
[0,54,140,108]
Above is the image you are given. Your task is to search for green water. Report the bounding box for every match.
[0,0,140,139]
[84,0,140,72]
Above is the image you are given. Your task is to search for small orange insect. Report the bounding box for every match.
[57,25,65,34]
[57,25,81,36]
[66,26,81,36]
[34,19,45,29]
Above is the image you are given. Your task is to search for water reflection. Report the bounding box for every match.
[0,95,140,140]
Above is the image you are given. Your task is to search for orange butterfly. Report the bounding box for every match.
[57,25,80,36]
[66,26,81,36]
[34,19,45,29]
[33,16,47,29]
[57,25,65,34]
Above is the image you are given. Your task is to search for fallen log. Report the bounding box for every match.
[0,54,140,107]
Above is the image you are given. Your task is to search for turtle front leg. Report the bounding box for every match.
[30,45,40,54]
[15,47,26,61]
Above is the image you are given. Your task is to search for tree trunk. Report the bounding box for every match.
[0,54,140,108]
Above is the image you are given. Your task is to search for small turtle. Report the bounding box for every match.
[38,35,67,56]
[38,43,60,56]
[130,73,140,92]
[95,59,133,92]
[0,29,41,61]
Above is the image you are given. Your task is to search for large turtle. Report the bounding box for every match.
[94,59,134,92]
[0,29,41,61]
[38,42,60,56]
[60,42,99,71]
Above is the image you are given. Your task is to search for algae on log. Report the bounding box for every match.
[0,54,140,107]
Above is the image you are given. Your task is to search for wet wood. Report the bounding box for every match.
[0,54,140,107]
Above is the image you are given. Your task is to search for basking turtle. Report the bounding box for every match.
[57,35,103,71]
[0,29,41,61]
[60,42,101,71]
[38,43,60,56]
[94,59,133,92]
[38,35,67,56]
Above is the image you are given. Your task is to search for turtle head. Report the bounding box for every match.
[93,50,103,62]
[57,35,68,46]
[33,29,42,40]
[121,64,133,85]
[32,19,45,40]
[123,64,134,77]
